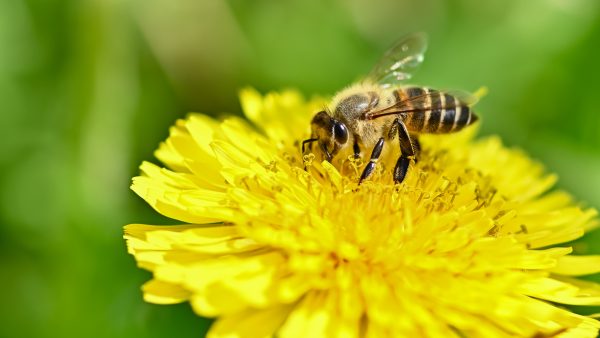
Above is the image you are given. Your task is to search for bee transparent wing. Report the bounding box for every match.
[367,32,428,87]
[446,89,480,106]
[365,89,475,120]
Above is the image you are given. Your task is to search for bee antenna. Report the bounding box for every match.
[302,138,318,153]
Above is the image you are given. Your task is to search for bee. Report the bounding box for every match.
[302,33,479,184]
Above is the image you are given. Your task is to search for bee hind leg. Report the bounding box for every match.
[412,137,421,158]
[389,118,417,184]
[358,137,384,184]
[394,157,411,184]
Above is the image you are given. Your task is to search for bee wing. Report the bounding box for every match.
[365,89,474,120]
[445,89,481,106]
[367,33,428,87]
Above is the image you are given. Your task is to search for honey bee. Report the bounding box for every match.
[302,32,479,184]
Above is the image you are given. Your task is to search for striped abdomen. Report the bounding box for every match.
[395,87,477,134]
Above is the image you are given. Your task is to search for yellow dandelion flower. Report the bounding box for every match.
[125,88,600,338]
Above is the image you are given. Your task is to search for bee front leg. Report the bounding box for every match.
[389,118,416,184]
[359,137,384,184]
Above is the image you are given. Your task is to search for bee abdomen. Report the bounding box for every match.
[425,90,443,133]
[398,87,477,134]
[446,93,478,133]
[396,87,425,131]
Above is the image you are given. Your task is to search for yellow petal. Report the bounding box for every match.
[207,306,293,338]
[520,277,600,305]
[142,279,190,304]
[278,292,338,338]
[551,255,600,276]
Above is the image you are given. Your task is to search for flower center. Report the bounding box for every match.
[273,145,500,273]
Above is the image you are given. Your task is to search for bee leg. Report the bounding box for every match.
[353,140,361,159]
[359,137,384,184]
[412,136,421,156]
[301,138,319,170]
[390,118,416,184]
[394,156,411,184]
[301,138,318,154]
[410,136,421,163]
[389,118,416,157]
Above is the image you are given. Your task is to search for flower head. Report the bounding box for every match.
[125,88,600,338]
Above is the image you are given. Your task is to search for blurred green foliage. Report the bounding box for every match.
[1,0,599,337]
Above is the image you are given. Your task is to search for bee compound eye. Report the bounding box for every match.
[333,122,348,144]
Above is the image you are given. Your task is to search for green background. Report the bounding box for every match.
[1,0,599,337]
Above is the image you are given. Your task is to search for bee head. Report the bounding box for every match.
[303,110,349,161]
